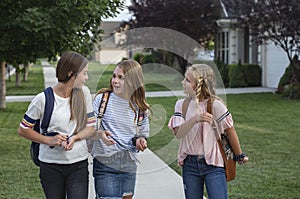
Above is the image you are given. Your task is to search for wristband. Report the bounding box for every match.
[132,136,147,146]
[233,152,246,161]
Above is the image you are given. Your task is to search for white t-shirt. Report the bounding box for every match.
[20,86,96,164]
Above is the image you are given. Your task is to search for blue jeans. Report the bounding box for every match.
[93,151,137,199]
[182,155,228,199]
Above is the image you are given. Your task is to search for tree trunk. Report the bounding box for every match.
[174,54,188,75]
[15,64,21,87]
[0,61,6,109]
[23,63,29,81]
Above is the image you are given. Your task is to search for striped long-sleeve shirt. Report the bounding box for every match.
[91,92,149,158]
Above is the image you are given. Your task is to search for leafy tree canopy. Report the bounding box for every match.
[223,0,300,62]
[119,0,221,74]
[126,0,219,47]
[0,0,124,63]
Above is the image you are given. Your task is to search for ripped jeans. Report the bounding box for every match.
[93,150,137,199]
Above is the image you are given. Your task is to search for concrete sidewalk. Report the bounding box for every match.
[8,63,275,199]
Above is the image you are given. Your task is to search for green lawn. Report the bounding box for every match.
[6,65,44,95]
[86,62,183,93]
[2,63,300,198]
[147,94,300,199]
[6,61,182,96]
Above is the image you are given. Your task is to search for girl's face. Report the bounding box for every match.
[74,65,89,88]
[182,70,196,96]
[112,66,126,98]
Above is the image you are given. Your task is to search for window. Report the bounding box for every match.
[216,31,229,64]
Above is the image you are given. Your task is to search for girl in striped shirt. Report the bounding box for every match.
[91,59,150,199]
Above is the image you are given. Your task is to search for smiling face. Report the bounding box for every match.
[111,66,126,98]
[182,69,197,96]
[74,64,89,88]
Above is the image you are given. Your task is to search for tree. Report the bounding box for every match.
[120,0,220,74]
[0,0,123,109]
[223,0,300,97]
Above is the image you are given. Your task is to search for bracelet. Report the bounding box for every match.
[233,152,246,161]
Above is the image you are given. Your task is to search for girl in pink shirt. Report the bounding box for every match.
[168,64,248,199]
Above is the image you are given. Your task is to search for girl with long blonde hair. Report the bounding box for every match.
[168,64,248,199]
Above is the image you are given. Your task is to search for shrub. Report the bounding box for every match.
[214,59,229,87]
[141,54,160,72]
[133,53,144,64]
[228,61,261,88]
[244,64,262,86]
[277,55,299,94]
[229,62,248,87]
[282,84,300,99]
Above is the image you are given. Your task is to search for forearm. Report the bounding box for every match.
[174,116,197,139]
[225,126,242,155]
[18,127,48,143]
[73,126,96,141]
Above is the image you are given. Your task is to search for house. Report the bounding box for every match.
[215,1,291,88]
[94,21,128,64]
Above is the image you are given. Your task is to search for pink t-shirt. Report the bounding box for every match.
[168,98,234,167]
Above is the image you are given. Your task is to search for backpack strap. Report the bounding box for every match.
[96,91,111,131]
[41,87,54,135]
[182,96,192,119]
[207,98,229,165]
[137,109,145,127]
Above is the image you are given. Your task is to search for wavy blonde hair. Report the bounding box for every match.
[96,59,150,120]
[186,64,218,104]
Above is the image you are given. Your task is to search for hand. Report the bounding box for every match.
[97,130,115,146]
[136,137,147,151]
[194,112,213,124]
[47,133,68,147]
[238,156,249,165]
[62,134,77,151]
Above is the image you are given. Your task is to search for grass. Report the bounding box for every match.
[147,94,300,199]
[85,62,183,93]
[0,102,44,199]
[6,65,44,95]
[6,61,182,96]
[2,63,300,198]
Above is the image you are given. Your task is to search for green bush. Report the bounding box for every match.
[282,84,300,99]
[277,55,300,95]
[229,62,248,87]
[244,64,262,86]
[214,59,229,87]
[228,62,261,88]
[133,53,144,64]
[142,54,160,72]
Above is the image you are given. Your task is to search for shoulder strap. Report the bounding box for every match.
[137,109,145,127]
[182,96,192,118]
[207,98,228,162]
[207,98,213,115]
[41,87,54,134]
[96,91,111,130]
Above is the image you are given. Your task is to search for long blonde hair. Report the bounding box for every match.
[56,51,88,132]
[186,64,218,104]
[96,59,150,120]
